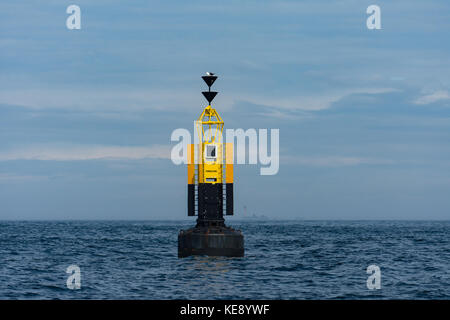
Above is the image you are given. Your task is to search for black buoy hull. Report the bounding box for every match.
[178,226,244,258]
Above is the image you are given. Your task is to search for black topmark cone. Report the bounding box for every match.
[178,73,244,258]
[201,75,217,88]
[202,91,218,104]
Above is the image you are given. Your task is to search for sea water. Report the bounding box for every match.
[0,220,448,299]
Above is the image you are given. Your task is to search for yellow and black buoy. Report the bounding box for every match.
[178,73,244,258]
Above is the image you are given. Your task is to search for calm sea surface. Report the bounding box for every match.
[0,220,448,299]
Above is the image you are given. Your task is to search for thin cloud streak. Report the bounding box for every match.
[0,144,171,161]
[240,88,400,111]
[283,155,395,167]
[414,90,450,105]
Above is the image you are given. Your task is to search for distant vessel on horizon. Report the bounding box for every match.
[240,205,269,220]
[240,213,269,220]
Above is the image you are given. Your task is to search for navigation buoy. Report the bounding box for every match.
[178,73,244,258]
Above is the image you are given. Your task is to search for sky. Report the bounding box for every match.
[1,0,450,219]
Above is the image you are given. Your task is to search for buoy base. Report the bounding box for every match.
[178,225,244,258]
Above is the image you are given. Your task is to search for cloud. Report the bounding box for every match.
[0,144,171,161]
[283,155,395,167]
[239,87,399,111]
[0,88,203,112]
[414,90,450,105]
[0,173,49,182]
[0,85,399,117]
[0,86,238,113]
